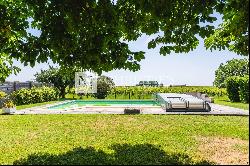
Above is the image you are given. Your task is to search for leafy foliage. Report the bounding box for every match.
[0,91,7,108]
[0,91,6,99]
[0,1,27,82]
[10,87,59,106]
[0,54,20,83]
[93,76,115,99]
[205,0,249,56]
[225,76,240,102]
[1,0,248,80]
[109,86,226,98]
[3,100,15,108]
[225,75,249,103]
[35,66,79,98]
[67,86,226,100]
[214,58,249,88]
[238,75,249,103]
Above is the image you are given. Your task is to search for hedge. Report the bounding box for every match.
[10,87,59,106]
[238,75,249,103]
[225,76,241,102]
[226,76,249,103]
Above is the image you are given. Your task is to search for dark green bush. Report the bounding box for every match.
[93,76,115,99]
[238,75,249,103]
[214,58,249,88]
[11,87,59,106]
[225,76,240,102]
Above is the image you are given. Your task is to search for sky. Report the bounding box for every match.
[6,14,246,86]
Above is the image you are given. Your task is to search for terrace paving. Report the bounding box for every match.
[11,102,249,116]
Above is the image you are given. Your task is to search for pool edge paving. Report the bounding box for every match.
[10,102,249,116]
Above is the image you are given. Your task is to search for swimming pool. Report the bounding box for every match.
[48,100,160,110]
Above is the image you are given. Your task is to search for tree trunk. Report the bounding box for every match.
[60,88,66,99]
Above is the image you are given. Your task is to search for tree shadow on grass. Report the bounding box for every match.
[13,143,214,165]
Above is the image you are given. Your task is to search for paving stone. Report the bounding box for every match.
[11,102,249,116]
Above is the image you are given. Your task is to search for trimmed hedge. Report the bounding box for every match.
[10,87,59,106]
[238,75,249,103]
[226,76,249,103]
[225,76,240,102]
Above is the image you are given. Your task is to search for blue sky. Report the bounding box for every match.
[6,14,245,86]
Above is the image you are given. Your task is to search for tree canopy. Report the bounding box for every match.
[205,0,249,56]
[214,58,249,88]
[0,0,249,81]
[94,75,115,99]
[35,66,79,98]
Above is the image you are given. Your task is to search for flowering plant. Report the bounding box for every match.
[3,100,15,108]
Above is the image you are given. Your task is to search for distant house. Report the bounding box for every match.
[136,81,161,87]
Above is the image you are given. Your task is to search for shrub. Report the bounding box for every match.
[238,75,249,103]
[10,88,31,105]
[214,58,249,88]
[3,100,15,108]
[93,76,115,99]
[0,91,7,108]
[11,87,59,106]
[0,91,6,99]
[225,76,240,102]
[31,88,44,103]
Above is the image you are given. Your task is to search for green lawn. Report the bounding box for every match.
[214,96,249,110]
[0,115,248,165]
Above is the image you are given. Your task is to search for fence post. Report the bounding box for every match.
[129,92,130,99]
[115,91,116,99]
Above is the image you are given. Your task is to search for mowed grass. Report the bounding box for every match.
[0,115,248,165]
[214,96,249,110]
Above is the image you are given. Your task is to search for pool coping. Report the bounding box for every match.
[6,100,249,116]
[46,100,161,111]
